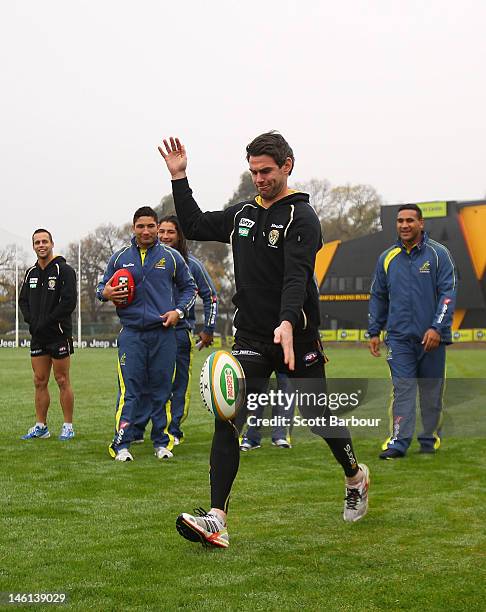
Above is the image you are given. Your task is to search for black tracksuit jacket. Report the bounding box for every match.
[19,256,77,343]
[172,178,322,343]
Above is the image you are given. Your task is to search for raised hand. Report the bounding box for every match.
[158,137,187,179]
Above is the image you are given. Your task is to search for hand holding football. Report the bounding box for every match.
[107,268,136,308]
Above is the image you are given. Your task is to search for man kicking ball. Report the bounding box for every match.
[159,132,370,548]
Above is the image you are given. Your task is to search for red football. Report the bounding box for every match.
[111,268,135,308]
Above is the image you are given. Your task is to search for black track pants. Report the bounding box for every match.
[210,335,360,512]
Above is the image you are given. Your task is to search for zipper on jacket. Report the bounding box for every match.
[301,308,308,330]
[140,246,149,329]
[408,254,414,332]
[39,267,48,326]
[142,271,146,329]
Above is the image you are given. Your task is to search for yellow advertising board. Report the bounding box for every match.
[320,329,385,342]
[452,329,473,342]
[336,329,360,342]
[225,336,235,347]
[320,330,337,342]
[417,201,447,218]
[212,336,222,348]
[473,329,486,342]
[320,294,370,301]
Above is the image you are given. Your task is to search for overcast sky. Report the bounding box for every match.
[2,0,485,251]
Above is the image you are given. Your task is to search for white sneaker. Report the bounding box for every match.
[343,464,370,522]
[239,439,261,452]
[22,424,50,440]
[173,437,180,446]
[272,438,292,449]
[155,446,173,460]
[115,448,133,462]
[59,425,75,441]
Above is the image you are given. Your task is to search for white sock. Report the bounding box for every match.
[209,509,227,525]
[346,468,364,486]
[63,423,73,429]
[36,422,45,428]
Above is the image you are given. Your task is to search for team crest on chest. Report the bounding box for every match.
[48,277,57,290]
[268,229,280,247]
[154,258,166,269]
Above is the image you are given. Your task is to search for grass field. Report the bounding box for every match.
[1,346,485,611]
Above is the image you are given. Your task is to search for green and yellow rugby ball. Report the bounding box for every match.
[200,350,246,420]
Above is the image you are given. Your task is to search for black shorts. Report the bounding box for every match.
[232,333,326,378]
[30,337,74,359]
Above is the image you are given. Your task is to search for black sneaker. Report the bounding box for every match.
[379,448,405,460]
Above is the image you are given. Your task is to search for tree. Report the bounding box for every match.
[0,246,15,302]
[293,178,333,221]
[155,193,176,220]
[225,171,255,207]
[293,179,382,241]
[66,224,127,323]
[0,245,28,333]
[154,172,257,337]
[201,171,257,336]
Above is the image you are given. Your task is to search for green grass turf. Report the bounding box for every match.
[0,346,485,611]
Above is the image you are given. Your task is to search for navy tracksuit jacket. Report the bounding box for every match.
[168,254,218,440]
[133,252,218,443]
[368,232,457,452]
[97,237,196,451]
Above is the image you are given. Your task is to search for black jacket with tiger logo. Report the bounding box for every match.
[172,178,322,342]
[19,256,77,343]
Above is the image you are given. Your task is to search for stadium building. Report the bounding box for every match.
[316,200,486,338]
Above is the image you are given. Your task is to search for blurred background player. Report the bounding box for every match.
[240,372,295,450]
[368,204,457,459]
[96,207,196,461]
[19,229,77,441]
[133,214,218,445]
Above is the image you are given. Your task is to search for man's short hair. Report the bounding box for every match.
[246,131,295,175]
[32,228,53,243]
[397,204,423,219]
[133,206,158,225]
